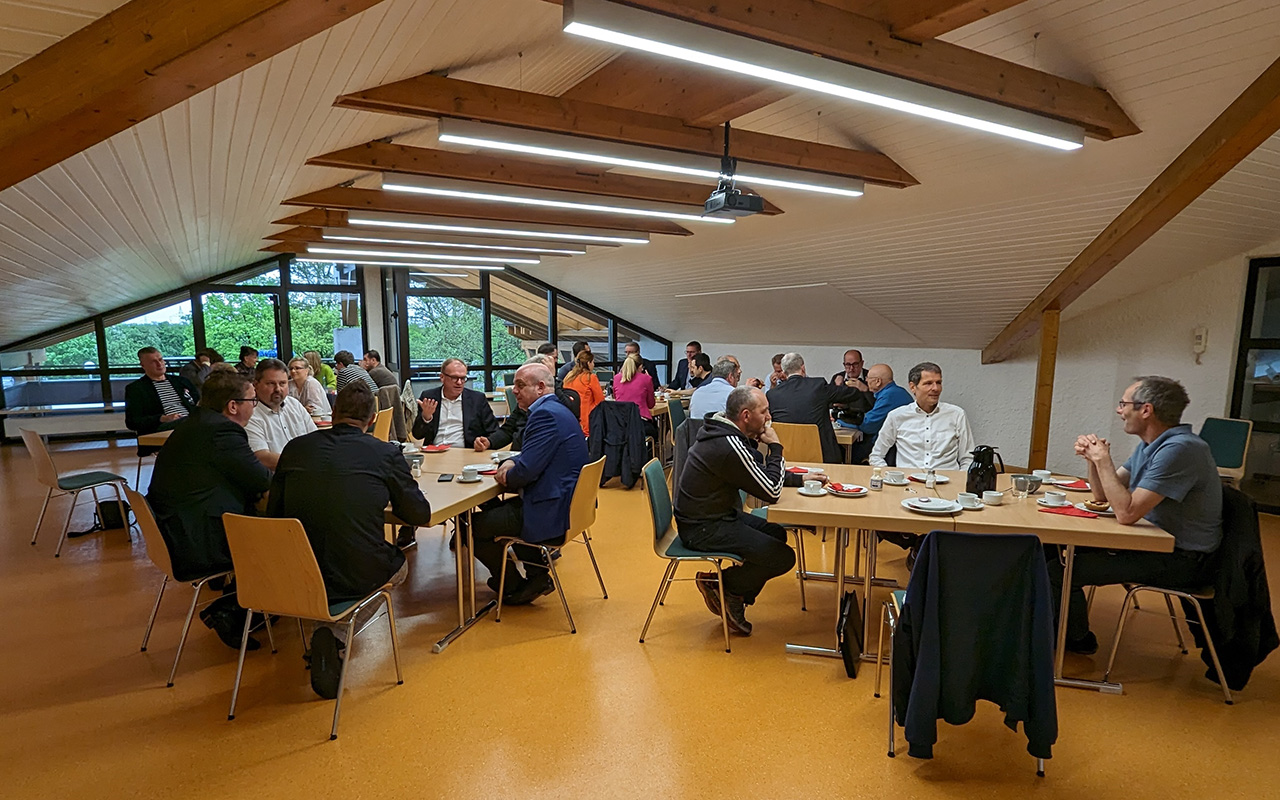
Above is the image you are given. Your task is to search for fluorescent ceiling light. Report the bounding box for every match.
[674,282,828,298]
[382,174,734,225]
[295,258,491,274]
[305,245,538,265]
[322,233,584,255]
[564,0,1085,151]
[439,119,864,198]
[347,212,650,245]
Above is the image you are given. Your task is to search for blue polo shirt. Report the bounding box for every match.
[856,380,914,437]
[1122,424,1222,553]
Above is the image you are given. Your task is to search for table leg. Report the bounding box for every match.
[860,528,878,662]
[432,508,497,654]
[784,526,845,659]
[1052,543,1123,694]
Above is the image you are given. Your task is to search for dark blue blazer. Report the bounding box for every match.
[667,358,690,390]
[503,393,589,542]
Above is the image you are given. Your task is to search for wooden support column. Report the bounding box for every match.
[1028,308,1060,471]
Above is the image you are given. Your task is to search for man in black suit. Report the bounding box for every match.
[767,352,873,464]
[623,341,660,384]
[829,348,870,426]
[267,382,433,698]
[668,340,702,390]
[125,346,199,436]
[413,357,498,447]
[148,371,271,649]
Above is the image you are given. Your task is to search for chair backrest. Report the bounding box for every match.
[222,513,334,619]
[1199,417,1252,479]
[124,486,174,580]
[667,396,687,432]
[505,387,518,417]
[772,422,824,463]
[567,457,607,535]
[20,428,60,490]
[641,458,675,556]
[372,407,394,441]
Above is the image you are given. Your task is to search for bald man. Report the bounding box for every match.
[847,363,913,464]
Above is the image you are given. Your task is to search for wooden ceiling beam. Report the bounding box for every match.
[306,141,784,214]
[0,0,390,192]
[547,0,1137,140]
[264,225,606,252]
[282,186,695,236]
[271,209,350,228]
[982,55,1280,364]
[264,239,555,262]
[865,1,1032,43]
[334,74,917,188]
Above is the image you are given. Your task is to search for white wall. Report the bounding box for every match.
[701,243,1267,477]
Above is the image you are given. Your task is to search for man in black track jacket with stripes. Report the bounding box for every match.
[674,386,821,635]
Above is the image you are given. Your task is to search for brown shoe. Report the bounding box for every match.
[694,572,722,617]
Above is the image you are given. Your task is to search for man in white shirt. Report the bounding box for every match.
[870,361,974,470]
[245,358,317,469]
[412,357,497,448]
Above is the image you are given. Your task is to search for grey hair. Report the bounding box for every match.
[780,352,805,376]
[725,386,758,419]
[908,361,942,386]
[1131,376,1190,426]
[440,357,468,375]
[711,358,740,381]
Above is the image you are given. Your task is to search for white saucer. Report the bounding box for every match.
[457,476,482,484]
[1036,498,1072,508]
[1075,502,1115,515]
[464,463,495,471]
[910,473,950,484]
[901,497,961,515]
[797,487,827,497]
[956,503,984,511]
[883,479,909,486]
[829,485,868,497]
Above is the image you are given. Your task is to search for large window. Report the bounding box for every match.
[2,323,105,407]
[104,300,194,367]
[490,272,549,373]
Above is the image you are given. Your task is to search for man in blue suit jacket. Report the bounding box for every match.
[469,361,588,605]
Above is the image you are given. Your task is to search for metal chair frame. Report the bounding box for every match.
[22,428,129,558]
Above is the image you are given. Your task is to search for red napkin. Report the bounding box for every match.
[1055,479,1089,490]
[830,483,865,493]
[478,468,498,475]
[908,475,926,483]
[1039,506,1097,518]
[423,444,452,452]
[786,467,810,474]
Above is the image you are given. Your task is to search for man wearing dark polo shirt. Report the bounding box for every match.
[1050,376,1223,655]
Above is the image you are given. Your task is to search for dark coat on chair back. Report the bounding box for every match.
[147,408,271,580]
[587,401,647,488]
[766,376,873,463]
[893,531,1058,761]
[504,393,589,542]
[411,386,497,446]
[1182,485,1279,691]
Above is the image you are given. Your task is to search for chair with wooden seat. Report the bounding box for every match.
[21,428,129,557]
[771,422,824,464]
[1198,417,1252,485]
[372,407,394,442]
[222,513,404,740]
[494,456,608,633]
[126,486,233,687]
[639,458,743,653]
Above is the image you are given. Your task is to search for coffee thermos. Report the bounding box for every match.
[966,445,1005,495]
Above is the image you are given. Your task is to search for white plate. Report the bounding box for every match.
[909,473,950,484]
[956,502,984,511]
[901,497,961,515]
[1036,498,1073,508]
[1075,502,1115,515]
[464,463,496,472]
[829,485,868,497]
[882,478,909,486]
[797,487,827,497]
[456,476,482,484]
[1050,479,1091,491]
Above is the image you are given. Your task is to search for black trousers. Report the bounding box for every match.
[679,511,796,604]
[1046,546,1214,641]
[466,497,564,583]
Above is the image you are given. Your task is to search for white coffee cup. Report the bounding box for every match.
[983,491,1005,506]
[1044,490,1068,506]
[462,465,481,481]
[803,479,822,493]
[1033,469,1053,481]
[957,492,981,508]
[884,470,905,483]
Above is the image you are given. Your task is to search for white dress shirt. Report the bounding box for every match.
[435,394,465,447]
[869,401,975,470]
[245,395,317,455]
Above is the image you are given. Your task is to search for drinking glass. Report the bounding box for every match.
[1011,475,1032,499]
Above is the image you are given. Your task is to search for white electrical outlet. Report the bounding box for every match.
[1193,327,1208,353]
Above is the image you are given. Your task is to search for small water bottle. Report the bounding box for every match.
[925,469,936,490]
[869,467,883,491]
[411,462,421,479]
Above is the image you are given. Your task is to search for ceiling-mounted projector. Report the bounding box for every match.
[703,122,764,219]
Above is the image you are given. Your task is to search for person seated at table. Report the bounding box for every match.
[360,349,398,388]
[622,341,660,382]
[334,350,378,393]
[126,346,199,440]
[413,357,497,448]
[687,352,713,390]
[767,352,873,464]
[669,341,702,390]
[563,349,604,436]
[287,357,328,415]
[148,371,271,649]
[303,350,337,393]
[720,354,764,389]
[476,356,573,453]
[689,357,739,420]
[556,340,591,382]
[845,364,913,464]
[178,347,223,392]
[1049,376,1223,655]
[466,362,588,605]
[244,358,316,470]
[612,351,657,440]
[266,381,433,698]
[676,386,816,635]
[234,346,259,379]
[830,348,870,425]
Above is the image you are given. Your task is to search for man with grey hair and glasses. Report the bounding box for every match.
[1049,376,1223,655]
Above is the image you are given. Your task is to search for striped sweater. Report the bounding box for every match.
[674,415,801,526]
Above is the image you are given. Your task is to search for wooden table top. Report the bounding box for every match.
[136,429,173,447]
[406,447,512,475]
[387,470,503,527]
[767,465,1173,553]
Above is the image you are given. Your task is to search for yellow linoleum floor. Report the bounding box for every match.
[2,438,1279,798]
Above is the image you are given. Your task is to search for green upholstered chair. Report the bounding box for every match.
[21,428,129,557]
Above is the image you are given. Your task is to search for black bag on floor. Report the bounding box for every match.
[838,589,864,678]
[95,499,132,530]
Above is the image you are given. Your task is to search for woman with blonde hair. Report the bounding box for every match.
[611,352,657,440]
[287,356,329,415]
[303,350,337,392]
[563,348,603,435]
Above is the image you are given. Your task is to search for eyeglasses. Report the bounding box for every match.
[442,374,469,382]
[1116,399,1148,409]
[233,396,259,405]
[843,362,861,367]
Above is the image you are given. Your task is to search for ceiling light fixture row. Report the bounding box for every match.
[562,0,1086,152]
[305,245,534,265]
[347,213,651,245]
[322,233,585,255]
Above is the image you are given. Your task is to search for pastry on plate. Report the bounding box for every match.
[1082,499,1111,512]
